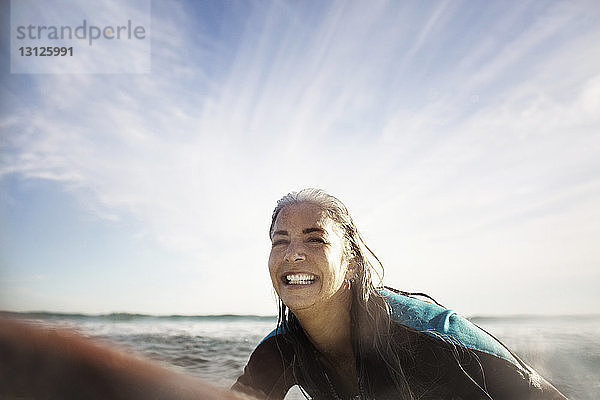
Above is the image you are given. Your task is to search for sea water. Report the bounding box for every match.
[5,312,599,400]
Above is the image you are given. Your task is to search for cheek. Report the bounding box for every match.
[335,250,350,282]
[325,250,348,287]
[268,251,279,281]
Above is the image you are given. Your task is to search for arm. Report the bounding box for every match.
[473,350,568,400]
[0,318,257,400]
[232,336,296,400]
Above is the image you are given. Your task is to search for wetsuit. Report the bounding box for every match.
[233,289,567,399]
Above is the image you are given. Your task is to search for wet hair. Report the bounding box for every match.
[270,188,416,399]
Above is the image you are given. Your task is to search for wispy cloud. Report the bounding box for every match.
[1,0,599,314]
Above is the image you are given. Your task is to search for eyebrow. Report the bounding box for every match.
[303,227,324,235]
[272,227,325,236]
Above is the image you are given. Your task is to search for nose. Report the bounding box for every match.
[284,240,306,263]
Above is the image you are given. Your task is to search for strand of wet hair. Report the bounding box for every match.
[382,286,445,308]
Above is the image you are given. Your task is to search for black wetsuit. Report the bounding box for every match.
[233,289,567,399]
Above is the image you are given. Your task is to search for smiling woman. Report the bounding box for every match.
[0,189,572,399]
[232,189,568,400]
[269,202,351,314]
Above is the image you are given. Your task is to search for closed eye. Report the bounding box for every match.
[272,239,289,247]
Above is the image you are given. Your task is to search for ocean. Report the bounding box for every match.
[4,312,598,400]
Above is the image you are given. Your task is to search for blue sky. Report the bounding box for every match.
[1,0,599,316]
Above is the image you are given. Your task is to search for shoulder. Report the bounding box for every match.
[260,326,283,344]
[243,332,294,373]
[232,331,295,399]
[379,288,521,367]
[379,288,568,399]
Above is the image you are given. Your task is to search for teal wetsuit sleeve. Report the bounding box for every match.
[380,288,520,366]
[381,288,568,399]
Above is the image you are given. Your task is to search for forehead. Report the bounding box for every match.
[273,203,337,234]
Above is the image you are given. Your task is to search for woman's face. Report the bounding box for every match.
[269,202,351,313]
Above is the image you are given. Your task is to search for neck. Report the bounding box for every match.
[292,287,354,361]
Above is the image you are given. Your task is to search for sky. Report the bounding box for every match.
[0,0,599,316]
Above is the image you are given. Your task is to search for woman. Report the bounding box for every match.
[233,189,567,400]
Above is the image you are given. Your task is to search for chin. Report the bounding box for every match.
[279,294,316,312]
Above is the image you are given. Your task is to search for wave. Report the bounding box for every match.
[4,310,600,327]
[0,311,277,322]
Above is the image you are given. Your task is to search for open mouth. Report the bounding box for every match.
[282,273,317,285]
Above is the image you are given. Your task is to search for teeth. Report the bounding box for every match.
[286,273,316,285]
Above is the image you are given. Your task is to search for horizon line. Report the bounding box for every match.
[3,310,600,320]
